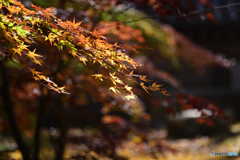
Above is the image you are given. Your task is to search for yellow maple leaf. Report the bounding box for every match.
[109,87,120,94]
[29,68,46,80]
[70,50,78,57]
[109,72,123,85]
[92,74,104,81]
[12,48,22,56]
[58,87,70,94]
[29,68,40,76]
[110,78,116,85]
[79,56,88,65]
[12,43,30,56]
[26,49,43,65]
[27,49,42,58]
[125,94,138,100]
[115,78,124,85]
[46,33,58,46]
[19,42,29,50]
[125,85,132,93]
[38,74,46,80]
[33,76,40,81]
[108,59,116,65]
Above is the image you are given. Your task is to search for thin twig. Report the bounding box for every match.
[97,2,240,29]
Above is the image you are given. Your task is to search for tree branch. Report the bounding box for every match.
[97,2,240,29]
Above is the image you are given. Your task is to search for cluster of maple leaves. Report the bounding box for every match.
[0,0,170,99]
[0,1,172,158]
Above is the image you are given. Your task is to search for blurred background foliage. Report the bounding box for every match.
[0,0,240,160]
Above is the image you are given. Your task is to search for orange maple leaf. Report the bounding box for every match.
[149,82,163,91]
[140,82,151,95]
[139,75,152,82]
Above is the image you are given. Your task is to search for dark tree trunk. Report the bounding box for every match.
[33,89,49,160]
[59,0,67,9]
[0,61,31,160]
[55,95,67,160]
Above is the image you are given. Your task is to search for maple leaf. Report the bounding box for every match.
[125,94,138,100]
[144,46,154,50]
[12,43,29,56]
[12,48,22,56]
[33,76,40,81]
[124,43,135,50]
[29,68,46,81]
[31,3,44,12]
[19,42,29,50]
[29,68,39,76]
[109,72,124,85]
[149,82,163,91]
[115,78,124,85]
[57,86,70,94]
[79,56,88,65]
[70,50,78,57]
[72,18,82,30]
[109,76,117,85]
[109,87,120,94]
[26,49,43,65]
[124,85,132,93]
[107,59,116,65]
[92,74,104,81]
[7,6,21,14]
[27,49,42,58]
[160,88,171,96]
[128,70,139,77]
[133,43,143,49]
[139,75,152,82]
[140,82,151,95]
[45,33,58,46]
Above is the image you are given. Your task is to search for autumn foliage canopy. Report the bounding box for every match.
[0,0,170,98]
